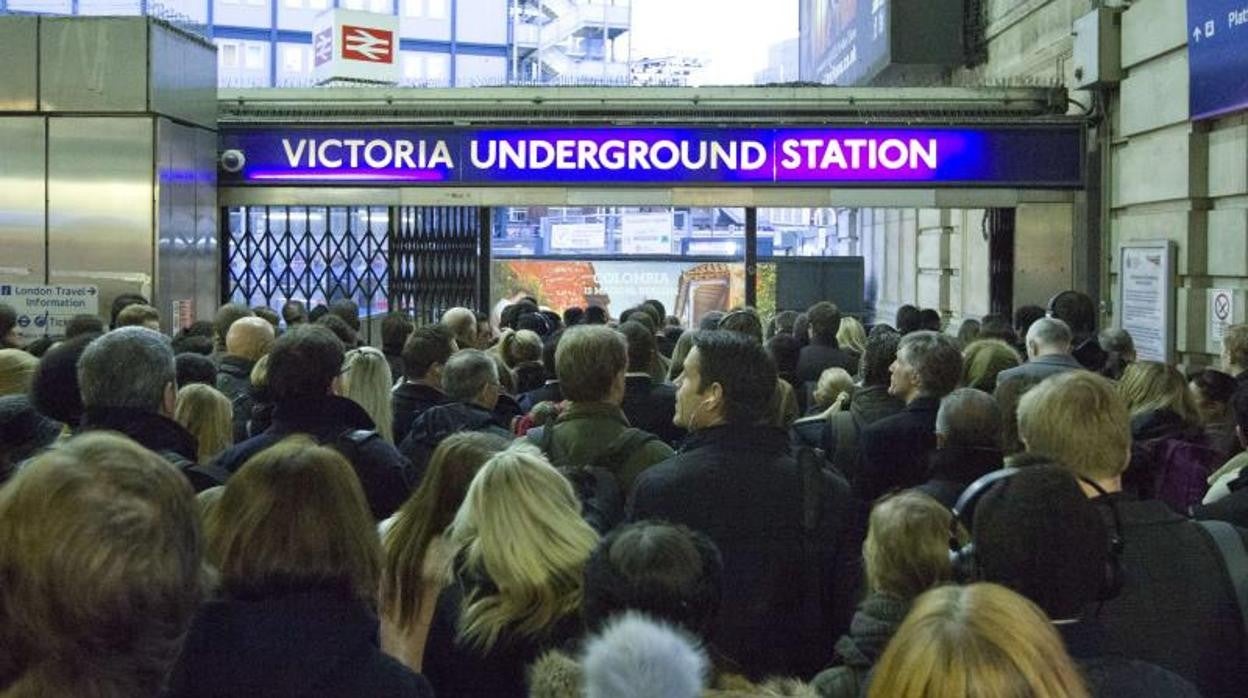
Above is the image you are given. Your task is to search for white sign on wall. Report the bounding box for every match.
[1207,288,1236,353]
[550,222,606,250]
[0,283,99,340]
[313,9,399,85]
[1118,242,1174,363]
[620,212,674,254]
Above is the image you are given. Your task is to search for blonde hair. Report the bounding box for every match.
[0,348,38,397]
[342,347,395,443]
[250,353,270,387]
[1018,371,1129,480]
[962,339,1022,393]
[1223,323,1248,372]
[1118,361,1202,427]
[449,444,598,652]
[175,383,234,464]
[499,329,543,369]
[863,491,954,599]
[206,436,381,604]
[836,316,867,356]
[868,583,1090,698]
[813,367,854,410]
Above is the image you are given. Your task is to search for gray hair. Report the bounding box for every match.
[1026,317,1072,352]
[898,331,963,398]
[442,349,499,403]
[78,327,175,412]
[936,388,1003,449]
[1098,327,1135,355]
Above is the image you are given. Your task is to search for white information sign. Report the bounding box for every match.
[1208,288,1236,353]
[550,222,606,250]
[620,212,674,254]
[0,283,100,339]
[1118,243,1174,363]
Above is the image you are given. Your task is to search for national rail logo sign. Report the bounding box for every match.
[341,25,393,64]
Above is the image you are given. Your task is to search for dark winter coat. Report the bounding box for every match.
[215,354,255,444]
[811,593,909,698]
[213,396,410,519]
[166,589,432,698]
[398,401,513,487]
[79,406,225,492]
[628,424,866,679]
[391,381,448,446]
[1059,620,1203,698]
[855,396,941,502]
[915,445,1004,509]
[621,374,685,446]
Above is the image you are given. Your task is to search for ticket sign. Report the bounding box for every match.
[220,125,1083,188]
[0,283,99,339]
[1188,0,1248,120]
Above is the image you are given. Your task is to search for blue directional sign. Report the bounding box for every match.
[1188,0,1248,120]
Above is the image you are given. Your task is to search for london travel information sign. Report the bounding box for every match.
[220,126,1082,188]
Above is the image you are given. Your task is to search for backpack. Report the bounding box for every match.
[1141,435,1222,513]
[527,425,660,533]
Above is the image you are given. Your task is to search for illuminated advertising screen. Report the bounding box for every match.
[801,0,890,85]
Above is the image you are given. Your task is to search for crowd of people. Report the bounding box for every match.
[1,290,1247,697]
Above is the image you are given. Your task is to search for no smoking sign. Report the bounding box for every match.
[1209,288,1237,352]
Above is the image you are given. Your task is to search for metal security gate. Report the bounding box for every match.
[223,204,487,336]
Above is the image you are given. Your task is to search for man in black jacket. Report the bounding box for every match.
[628,330,864,680]
[215,316,274,443]
[617,321,684,446]
[77,327,225,491]
[855,330,962,503]
[391,325,454,445]
[915,387,1003,509]
[381,311,415,384]
[398,349,512,487]
[213,325,409,520]
[1019,370,1248,698]
[796,301,857,386]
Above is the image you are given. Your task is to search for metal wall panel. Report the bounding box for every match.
[0,17,39,112]
[0,118,47,284]
[194,127,220,325]
[48,116,155,315]
[40,18,149,113]
[150,24,219,130]
[157,118,199,332]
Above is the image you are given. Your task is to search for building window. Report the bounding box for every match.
[403,54,423,80]
[343,0,366,8]
[426,0,445,19]
[220,41,239,68]
[426,53,447,82]
[245,44,265,70]
[281,45,304,72]
[245,0,266,6]
[369,0,390,12]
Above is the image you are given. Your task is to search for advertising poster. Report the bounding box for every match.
[1118,243,1174,363]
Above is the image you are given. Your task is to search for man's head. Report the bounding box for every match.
[717,308,764,344]
[674,330,776,430]
[1098,328,1136,363]
[888,331,962,403]
[225,317,276,363]
[316,314,357,348]
[329,299,361,333]
[620,307,657,335]
[441,307,478,350]
[973,465,1112,620]
[64,314,104,340]
[265,325,346,404]
[0,432,204,696]
[1025,317,1073,360]
[442,349,501,409]
[281,299,308,327]
[860,329,901,388]
[584,305,609,325]
[108,293,149,331]
[1223,323,1248,376]
[895,304,921,335]
[115,304,161,332]
[618,321,657,375]
[402,325,456,385]
[213,303,254,352]
[1013,305,1046,339]
[381,311,415,356]
[805,301,842,345]
[918,308,942,333]
[78,327,177,417]
[556,325,628,405]
[1018,371,1129,488]
[1047,290,1097,338]
[936,388,1003,450]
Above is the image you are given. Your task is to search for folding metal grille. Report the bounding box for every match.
[223,205,391,341]
[391,206,483,325]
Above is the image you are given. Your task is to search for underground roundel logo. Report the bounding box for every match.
[341,25,394,63]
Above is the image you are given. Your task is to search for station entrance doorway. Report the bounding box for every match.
[215,87,1086,340]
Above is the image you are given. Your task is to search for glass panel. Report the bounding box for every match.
[491,205,748,258]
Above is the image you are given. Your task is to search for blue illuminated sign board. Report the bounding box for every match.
[1188,0,1248,120]
[220,125,1082,188]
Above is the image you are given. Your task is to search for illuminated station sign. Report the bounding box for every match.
[220,126,1083,188]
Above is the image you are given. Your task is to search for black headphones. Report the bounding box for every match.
[948,468,1125,602]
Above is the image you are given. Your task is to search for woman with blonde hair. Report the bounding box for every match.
[962,338,1022,393]
[499,329,546,394]
[422,444,599,697]
[342,346,396,443]
[813,491,954,698]
[174,383,234,464]
[868,583,1090,698]
[836,316,867,364]
[166,437,432,697]
[380,431,512,671]
[0,347,38,396]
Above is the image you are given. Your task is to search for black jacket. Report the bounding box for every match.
[796,341,857,384]
[166,589,432,698]
[385,351,404,385]
[855,395,941,503]
[1096,493,1248,698]
[621,374,685,446]
[423,575,581,698]
[1059,620,1202,698]
[790,384,903,481]
[810,593,908,698]
[915,445,1004,509]
[79,406,225,492]
[398,401,513,488]
[627,424,865,679]
[391,381,448,446]
[215,354,255,444]
[518,381,563,412]
[1194,467,1248,527]
[213,396,410,520]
